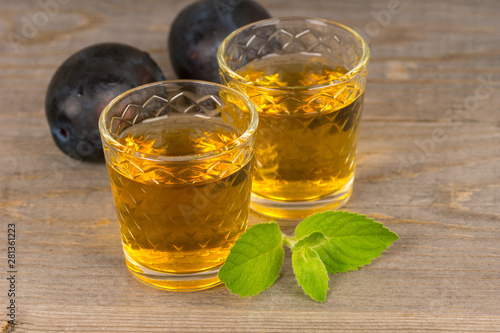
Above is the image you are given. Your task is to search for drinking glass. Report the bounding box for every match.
[218,17,369,219]
[99,80,258,291]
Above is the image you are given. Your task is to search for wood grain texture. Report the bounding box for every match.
[1,0,499,331]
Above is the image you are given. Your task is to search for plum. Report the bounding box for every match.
[45,43,165,161]
[168,0,270,83]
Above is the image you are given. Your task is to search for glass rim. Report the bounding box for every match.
[217,17,370,91]
[98,79,259,163]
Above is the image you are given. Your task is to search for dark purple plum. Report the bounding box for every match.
[168,0,270,83]
[45,43,165,161]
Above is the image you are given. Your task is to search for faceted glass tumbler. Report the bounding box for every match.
[99,80,258,291]
[218,17,370,219]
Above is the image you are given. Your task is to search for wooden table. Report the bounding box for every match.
[1,0,499,331]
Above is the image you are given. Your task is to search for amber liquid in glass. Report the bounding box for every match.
[106,116,252,283]
[236,55,364,203]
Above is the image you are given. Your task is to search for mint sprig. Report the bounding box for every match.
[218,211,398,302]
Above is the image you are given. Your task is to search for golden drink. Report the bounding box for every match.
[99,81,258,291]
[106,117,252,287]
[230,55,364,217]
[237,55,363,202]
[218,17,369,219]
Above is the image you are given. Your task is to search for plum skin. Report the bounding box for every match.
[45,43,165,161]
[169,0,271,83]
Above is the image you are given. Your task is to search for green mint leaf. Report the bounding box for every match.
[218,222,284,297]
[292,247,329,302]
[291,231,326,252]
[294,211,399,274]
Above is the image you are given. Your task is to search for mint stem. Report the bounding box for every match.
[282,235,296,248]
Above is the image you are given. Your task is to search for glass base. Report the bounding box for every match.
[124,253,222,292]
[250,179,353,220]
